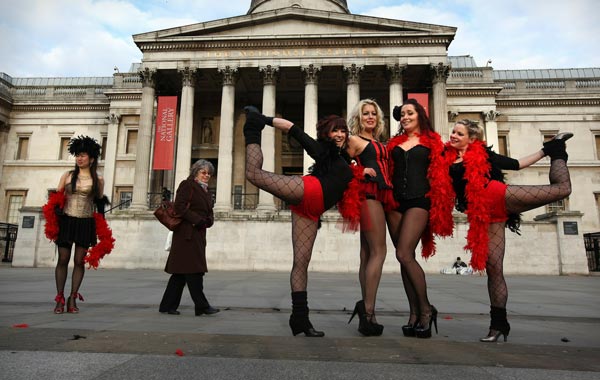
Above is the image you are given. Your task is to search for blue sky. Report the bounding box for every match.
[1,0,598,77]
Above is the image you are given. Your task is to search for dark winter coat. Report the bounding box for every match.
[165,177,214,274]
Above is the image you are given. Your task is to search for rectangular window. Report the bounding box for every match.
[17,137,29,160]
[595,135,600,160]
[101,136,107,160]
[116,187,133,210]
[126,130,138,154]
[6,193,25,224]
[497,135,508,156]
[546,198,568,213]
[59,137,70,160]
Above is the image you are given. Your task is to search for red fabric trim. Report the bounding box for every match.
[461,140,492,271]
[84,213,116,269]
[387,131,454,258]
[42,191,66,241]
[337,164,366,232]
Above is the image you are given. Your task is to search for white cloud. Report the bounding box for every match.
[0,0,598,77]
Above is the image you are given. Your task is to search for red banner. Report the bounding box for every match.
[408,93,429,117]
[153,96,178,170]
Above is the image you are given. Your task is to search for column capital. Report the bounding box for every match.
[107,112,121,124]
[484,110,501,122]
[431,62,451,84]
[386,63,407,84]
[344,64,363,84]
[218,66,238,86]
[259,65,279,85]
[139,68,157,88]
[179,67,198,88]
[302,64,321,84]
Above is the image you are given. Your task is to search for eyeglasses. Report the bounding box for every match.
[199,170,211,176]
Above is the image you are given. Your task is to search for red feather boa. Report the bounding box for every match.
[85,213,116,269]
[42,191,66,241]
[386,131,454,258]
[42,191,115,269]
[337,164,366,232]
[443,140,492,271]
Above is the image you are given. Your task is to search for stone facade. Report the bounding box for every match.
[1,1,599,273]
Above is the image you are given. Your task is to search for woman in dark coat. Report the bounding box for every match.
[159,159,219,316]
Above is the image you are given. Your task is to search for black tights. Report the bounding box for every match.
[387,207,431,326]
[55,244,87,296]
[487,158,571,308]
[246,143,317,292]
[358,199,387,319]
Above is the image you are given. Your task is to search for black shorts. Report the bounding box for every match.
[395,197,431,213]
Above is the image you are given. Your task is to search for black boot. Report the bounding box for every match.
[243,106,266,146]
[289,291,325,337]
[480,306,510,342]
[542,132,573,162]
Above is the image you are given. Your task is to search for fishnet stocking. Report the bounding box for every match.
[246,144,304,205]
[393,208,431,326]
[487,223,507,308]
[505,159,571,214]
[359,200,387,319]
[55,245,87,295]
[290,213,319,292]
[71,246,87,294]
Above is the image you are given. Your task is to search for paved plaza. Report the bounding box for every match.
[0,266,599,379]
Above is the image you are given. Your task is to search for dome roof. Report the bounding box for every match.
[248,0,350,14]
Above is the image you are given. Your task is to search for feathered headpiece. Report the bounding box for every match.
[68,135,101,159]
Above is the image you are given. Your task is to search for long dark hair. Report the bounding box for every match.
[70,156,101,197]
[396,98,434,135]
[68,136,102,197]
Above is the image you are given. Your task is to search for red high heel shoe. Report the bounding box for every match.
[67,293,84,313]
[54,291,65,314]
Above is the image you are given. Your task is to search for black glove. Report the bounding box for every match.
[195,217,213,229]
[392,106,401,121]
[94,196,111,218]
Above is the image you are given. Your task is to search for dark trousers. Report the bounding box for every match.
[159,273,210,313]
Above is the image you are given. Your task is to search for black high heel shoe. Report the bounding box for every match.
[401,313,418,337]
[348,300,383,336]
[480,327,510,342]
[289,315,325,337]
[415,305,438,339]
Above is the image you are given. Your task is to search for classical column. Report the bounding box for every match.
[302,64,320,175]
[484,110,500,153]
[387,63,406,134]
[431,63,451,141]
[344,64,362,114]
[0,121,9,183]
[213,66,238,213]
[130,68,156,211]
[174,67,197,186]
[256,65,278,214]
[102,113,120,203]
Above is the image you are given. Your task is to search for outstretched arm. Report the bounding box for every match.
[517,149,545,169]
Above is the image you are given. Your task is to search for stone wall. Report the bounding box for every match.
[12,209,589,275]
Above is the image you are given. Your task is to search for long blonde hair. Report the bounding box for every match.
[347,99,385,140]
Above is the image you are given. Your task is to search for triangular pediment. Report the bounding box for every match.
[133,7,455,45]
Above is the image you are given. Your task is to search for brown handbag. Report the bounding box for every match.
[154,188,193,231]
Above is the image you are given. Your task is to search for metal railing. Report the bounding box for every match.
[0,223,18,263]
[583,232,600,272]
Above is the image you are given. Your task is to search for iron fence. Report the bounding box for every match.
[583,232,600,272]
[0,223,18,263]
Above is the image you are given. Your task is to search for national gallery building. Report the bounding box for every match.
[1,0,598,274]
